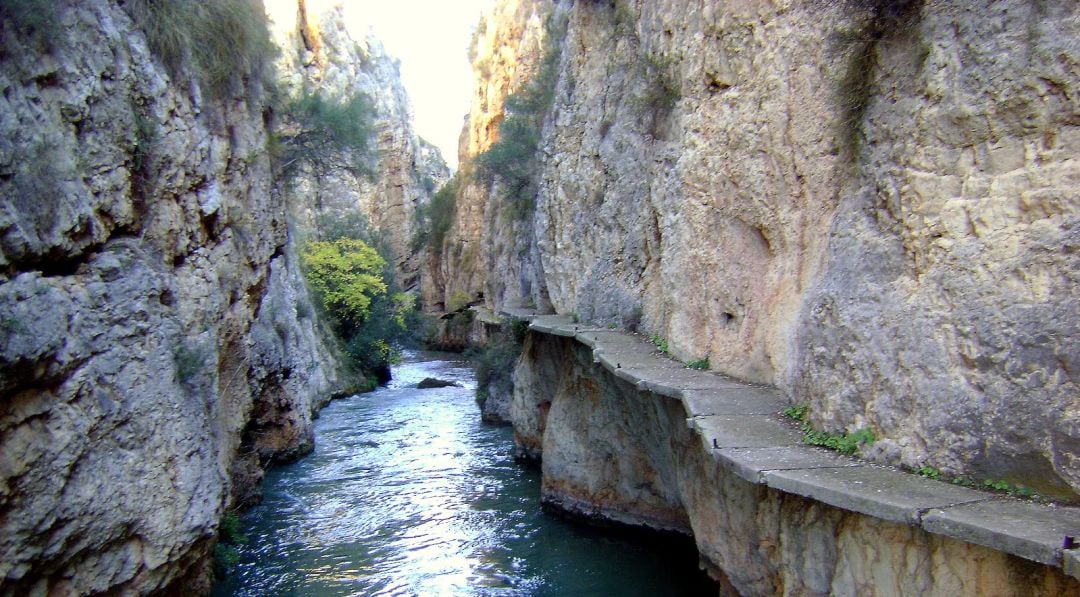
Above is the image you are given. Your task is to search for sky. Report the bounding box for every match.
[340,1,495,170]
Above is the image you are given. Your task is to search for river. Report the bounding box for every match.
[212,351,715,596]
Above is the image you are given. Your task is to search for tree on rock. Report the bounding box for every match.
[301,238,387,324]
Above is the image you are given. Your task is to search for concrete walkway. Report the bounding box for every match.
[502,309,1080,578]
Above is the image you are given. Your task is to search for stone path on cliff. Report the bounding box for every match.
[500,308,1080,579]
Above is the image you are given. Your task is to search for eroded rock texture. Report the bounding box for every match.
[450,0,1080,497]
[0,1,349,592]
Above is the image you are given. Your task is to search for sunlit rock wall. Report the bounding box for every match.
[424,0,553,312]
[458,0,1080,496]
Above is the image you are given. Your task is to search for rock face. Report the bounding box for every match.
[0,0,419,592]
[265,0,448,293]
[447,0,1080,497]
[424,0,554,312]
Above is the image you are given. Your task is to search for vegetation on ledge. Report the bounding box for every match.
[782,404,876,456]
[413,171,463,254]
[123,0,277,100]
[469,317,530,410]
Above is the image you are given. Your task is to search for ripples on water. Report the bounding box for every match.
[212,352,715,596]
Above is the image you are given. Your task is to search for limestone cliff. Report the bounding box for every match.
[448,0,1080,498]
[265,0,448,292]
[0,0,421,592]
[424,0,554,312]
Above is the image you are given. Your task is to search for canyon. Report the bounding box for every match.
[1,0,1078,594]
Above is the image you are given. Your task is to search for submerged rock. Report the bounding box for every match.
[417,377,462,389]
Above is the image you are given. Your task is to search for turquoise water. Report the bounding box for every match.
[212,352,715,596]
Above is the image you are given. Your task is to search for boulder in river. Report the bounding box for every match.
[417,377,462,389]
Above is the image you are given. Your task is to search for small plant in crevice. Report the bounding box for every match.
[132,111,160,175]
[914,465,941,480]
[213,512,247,577]
[640,53,681,117]
[782,403,810,422]
[650,334,669,354]
[783,403,875,456]
[803,426,876,456]
[938,473,1045,502]
[686,358,709,370]
[174,342,208,385]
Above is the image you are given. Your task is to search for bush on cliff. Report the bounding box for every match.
[123,0,277,100]
[474,12,567,220]
[414,171,463,254]
[468,318,529,408]
[300,237,414,385]
[275,91,378,182]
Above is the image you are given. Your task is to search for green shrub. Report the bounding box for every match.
[447,290,473,313]
[174,342,208,384]
[641,53,681,115]
[310,210,386,248]
[415,173,462,253]
[132,111,159,175]
[299,221,418,385]
[218,513,245,544]
[276,91,377,181]
[803,426,876,456]
[300,239,388,324]
[782,404,810,421]
[123,0,277,100]
[474,12,567,220]
[213,543,240,576]
[786,404,875,456]
[650,334,669,354]
[948,474,1043,501]
[213,512,246,578]
[469,317,528,407]
[686,358,709,370]
[915,466,941,480]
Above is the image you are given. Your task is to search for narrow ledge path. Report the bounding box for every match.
[501,308,1080,578]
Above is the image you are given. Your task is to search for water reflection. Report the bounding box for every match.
[212,352,713,596]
